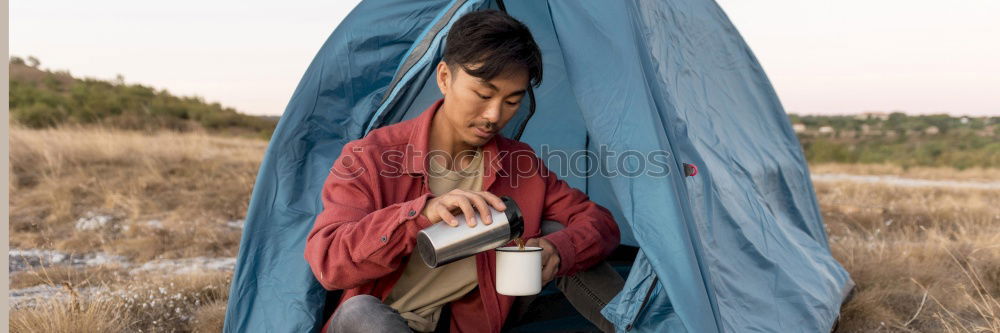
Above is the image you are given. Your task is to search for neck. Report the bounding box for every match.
[428,102,477,170]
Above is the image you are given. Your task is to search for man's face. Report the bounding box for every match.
[435,61,529,147]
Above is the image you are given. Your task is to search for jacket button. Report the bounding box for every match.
[380,235,388,243]
[408,210,416,217]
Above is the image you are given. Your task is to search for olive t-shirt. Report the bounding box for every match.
[385,149,483,332]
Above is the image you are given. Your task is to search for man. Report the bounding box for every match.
[304,10,623,333]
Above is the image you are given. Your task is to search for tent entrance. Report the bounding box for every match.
[363,0,639,247]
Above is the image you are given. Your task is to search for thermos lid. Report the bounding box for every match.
[501,196,524,238]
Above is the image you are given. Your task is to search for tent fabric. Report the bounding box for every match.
[223,0,854,332]
[221,1,471,331]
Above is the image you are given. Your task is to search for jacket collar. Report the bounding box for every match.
[402,98,503,189]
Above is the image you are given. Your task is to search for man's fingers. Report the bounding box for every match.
[546,255,559,276]
[542,260,557,282]
[548,255,560,272]
[524,238,540,247]
[478,191,506,211]
[461,193,493,225]
[451,196,477,227]
[540,249,553,271]
[437,204,457,227]
[538,240,552,255]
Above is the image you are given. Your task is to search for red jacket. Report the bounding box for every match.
[304,98,620,332]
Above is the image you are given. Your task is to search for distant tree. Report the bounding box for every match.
[886,112,907,130]
[27,56,40,68]
[10,56,25,65]
[923,114,953,133]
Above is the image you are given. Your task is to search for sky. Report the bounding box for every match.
[10,0,999,117]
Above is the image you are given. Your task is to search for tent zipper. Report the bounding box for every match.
[625,276,658,331]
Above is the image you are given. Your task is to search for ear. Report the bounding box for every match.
[435,61,450,96]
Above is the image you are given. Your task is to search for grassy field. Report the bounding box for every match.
[817,180,1000,331]
[7,125,999,332]
[9,124,260,332]
[9,124,262,260]
[810,163,1000,182]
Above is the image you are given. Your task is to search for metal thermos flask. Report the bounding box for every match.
[416,196,524,268]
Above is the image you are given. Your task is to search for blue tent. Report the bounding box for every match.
[223,0,855,332]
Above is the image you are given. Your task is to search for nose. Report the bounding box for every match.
[481,101,502,123]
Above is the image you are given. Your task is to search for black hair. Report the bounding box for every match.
[442,9,543,87]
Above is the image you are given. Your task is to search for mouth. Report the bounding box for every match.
[472,127,495,139]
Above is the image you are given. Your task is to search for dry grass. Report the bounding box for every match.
[9,123,265,261]
[10,271,232,333]
[120,272,232,332]
[189,299,230,333]
[10,289,135,333]
[11,264,129,290]
[820,181,1000,332]
[812,163,1000,182]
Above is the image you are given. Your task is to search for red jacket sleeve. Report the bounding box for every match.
[529,149,621,277]
[304,142,435,290]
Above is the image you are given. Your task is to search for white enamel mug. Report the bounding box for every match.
[495,246,543,296]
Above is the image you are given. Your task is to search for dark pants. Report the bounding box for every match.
[328,221,625,333]
[327,294,413,333]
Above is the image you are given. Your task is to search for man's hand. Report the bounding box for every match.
[525,238,560,284]
[421,189,506,227]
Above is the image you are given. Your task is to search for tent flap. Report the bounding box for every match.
[223,1,478,331]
